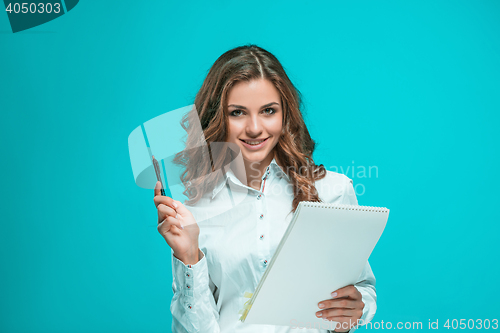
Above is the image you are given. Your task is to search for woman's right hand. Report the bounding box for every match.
[153,181,201,265]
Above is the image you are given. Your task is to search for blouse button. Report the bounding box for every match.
[260,234,264,240]
[263,259,268,267]
[257,194,262,200]
[259,214,264,220]
[187,303,192,310]
[186,284,191,289]
[186,272,190,277]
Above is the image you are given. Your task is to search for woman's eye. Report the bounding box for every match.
[230,110,243,117]
[229,108,276,116]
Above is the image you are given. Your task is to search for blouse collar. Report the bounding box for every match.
[211,157,290,199]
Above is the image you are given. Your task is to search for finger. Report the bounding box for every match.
[154,181,162,197]
[167,215,184,230]
[157,204,177,223]
[317,308,357,319]
[326,310,363,322]
[170,200,189,216]
[319,298,357,310]
[158,215,184,234]
[154,193,177,210]
[331,285,360,300]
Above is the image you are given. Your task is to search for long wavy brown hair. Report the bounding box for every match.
[173,44,327,213]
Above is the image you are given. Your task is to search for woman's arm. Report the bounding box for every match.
[170,248,221,333]
[153,183,221,332]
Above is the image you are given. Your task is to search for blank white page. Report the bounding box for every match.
[242,202,389,329]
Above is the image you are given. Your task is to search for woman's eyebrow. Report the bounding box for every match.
[228,102,280,110]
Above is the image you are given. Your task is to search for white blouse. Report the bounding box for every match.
[170,158,376,333]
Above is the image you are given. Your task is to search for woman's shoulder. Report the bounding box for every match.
[314,170,354,204]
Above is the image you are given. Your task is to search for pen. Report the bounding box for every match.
[152,155,166,196]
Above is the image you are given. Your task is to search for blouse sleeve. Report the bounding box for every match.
[170,248,221,333]
[328,176,377,333]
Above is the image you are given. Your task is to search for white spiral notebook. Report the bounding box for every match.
[239,201,389,329]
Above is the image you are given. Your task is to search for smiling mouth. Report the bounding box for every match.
[239,137,269,146]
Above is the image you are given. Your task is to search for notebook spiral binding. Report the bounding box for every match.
[302,201,389,213]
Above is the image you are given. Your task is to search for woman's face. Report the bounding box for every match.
[226,78,283,170]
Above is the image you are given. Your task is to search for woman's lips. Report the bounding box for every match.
[239,137,269,150]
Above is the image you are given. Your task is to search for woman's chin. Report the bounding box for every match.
[241,152,273,164]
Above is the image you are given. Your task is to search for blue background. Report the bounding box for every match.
[1,1,499,332]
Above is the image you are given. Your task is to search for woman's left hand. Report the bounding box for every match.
[316,285,364,332]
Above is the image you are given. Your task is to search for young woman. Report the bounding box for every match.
[153,44,376,333]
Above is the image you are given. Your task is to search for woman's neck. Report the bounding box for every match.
[236,152,275,191]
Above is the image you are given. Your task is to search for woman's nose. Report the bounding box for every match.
[246,115,263,135]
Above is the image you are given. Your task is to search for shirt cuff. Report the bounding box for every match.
[172,249,208,298]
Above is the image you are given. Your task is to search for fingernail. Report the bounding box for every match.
[318,303,325,309]
[331,292,337,298]
[173,202,178,208]
[180,224,184,229]
[155,181,160,189]
[316,312,322,317]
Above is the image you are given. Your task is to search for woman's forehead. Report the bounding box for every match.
[227,79,281,107]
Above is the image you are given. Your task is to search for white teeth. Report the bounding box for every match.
[244,139,265,145]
